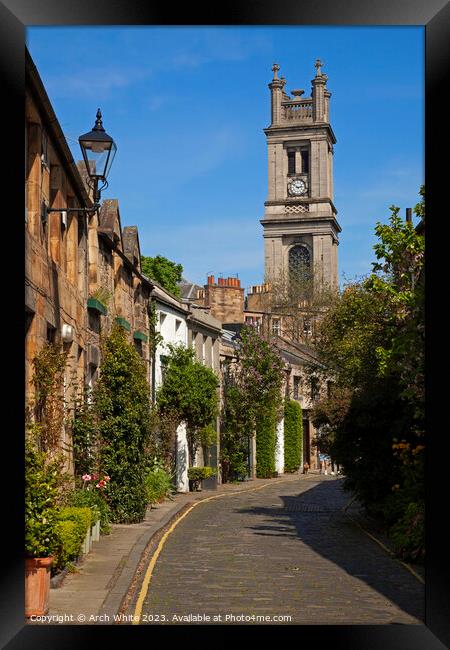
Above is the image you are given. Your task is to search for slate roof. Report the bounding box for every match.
[178,277,203,301]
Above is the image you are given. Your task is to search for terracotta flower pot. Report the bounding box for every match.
[25,556,53,617]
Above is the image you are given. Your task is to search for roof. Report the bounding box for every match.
[179,278,203,300]
[122,226,141,269]
[98,199,123,247]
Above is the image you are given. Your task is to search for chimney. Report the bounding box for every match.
[406,208,412,223]
[207,275,215,285]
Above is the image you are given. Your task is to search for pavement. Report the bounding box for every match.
[28,473,303,625]
[26,471,425,626]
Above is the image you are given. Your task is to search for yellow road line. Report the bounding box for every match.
[132,478,295,624]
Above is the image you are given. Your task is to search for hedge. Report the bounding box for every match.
[53,520,82,570]
[284,399,303,472]
[66,488,111,534]
[255,406,277,478]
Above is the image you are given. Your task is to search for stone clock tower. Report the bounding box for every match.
[261,60,341,291]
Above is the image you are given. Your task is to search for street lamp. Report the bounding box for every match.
[78,108,117,208]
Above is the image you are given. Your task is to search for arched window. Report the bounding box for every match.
[288,245,311,285]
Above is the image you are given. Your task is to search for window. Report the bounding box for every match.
[134,338,143,357]
[46,324,56,344]
[272,318,280,336]
[293,376,300,400]
[175,319,182,334]
[25,310,34,337]
[301,150,309,174]
[159,312,166,326]
[287,150,296,175]
[303,318,312,335]
[289,245,311,285]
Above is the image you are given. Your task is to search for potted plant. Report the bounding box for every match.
[25,439,61,617]
[188,466,216,492]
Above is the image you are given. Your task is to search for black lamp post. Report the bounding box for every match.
[78,108,117,208]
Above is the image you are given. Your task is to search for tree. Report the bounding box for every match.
[156,344,219,466]
[220,326,286,479]
[252,271,338,345]
[93,325,152,523]
[141,255,183,297]
[310,188,425,561]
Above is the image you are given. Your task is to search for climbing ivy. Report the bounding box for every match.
[284,399,303,472]
[93,325,152,523]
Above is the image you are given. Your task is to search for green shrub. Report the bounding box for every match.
[284,400,303,472]
[65,488,111,534]
[145,467,175,504]
[256,406,277,478]
[187,466,216,481]
[53,520,83,571]
[57,507,92,541]
[390,501,425,564]
[94,326,152,524]
[25,438,61,558]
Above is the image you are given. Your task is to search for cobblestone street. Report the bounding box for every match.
[130,475,424,625]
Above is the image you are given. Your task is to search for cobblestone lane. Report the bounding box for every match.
[136,476,424,625]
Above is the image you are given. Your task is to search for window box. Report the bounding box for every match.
[133,330,148,343]
[115,317,131,332]
[87,297,107,316]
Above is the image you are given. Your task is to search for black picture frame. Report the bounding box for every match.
[2,0,448,647]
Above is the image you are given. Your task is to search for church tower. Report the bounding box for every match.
[261,61,341,291]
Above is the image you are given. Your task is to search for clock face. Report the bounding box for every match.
[289,179,306,196]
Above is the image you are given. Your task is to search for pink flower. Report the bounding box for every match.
[96,480,107,489]
[104,476,110,481]
[92,474,99,481]
[82,474,91,482]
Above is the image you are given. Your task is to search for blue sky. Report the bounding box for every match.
[26,26,424,290]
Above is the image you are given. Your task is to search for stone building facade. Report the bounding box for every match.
[262,61,341,292]
[25,49,153,472]
[25,49,92,470]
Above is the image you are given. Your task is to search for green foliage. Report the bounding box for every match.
[53,520,82,571]
[31,342,68,452]
[389,501,425,563]
[141,254,183,297]
[90,286,113,307]
[57,507,92,536]
[220,327,285,481]
[71,386,97,476]
[52,507,92,572]
[187,466,216,481]
[65,488,111,534]
[312,188,425,560]
[199,423,217,448]
[25,438,62,558]
[94,325,152,523]
[145,458,175,505]
[156,344,219,464]
[255,406,277,478]
[284,400,303,472]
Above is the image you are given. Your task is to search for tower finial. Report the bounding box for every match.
[272,63,280,80]
[314,59,324,76]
